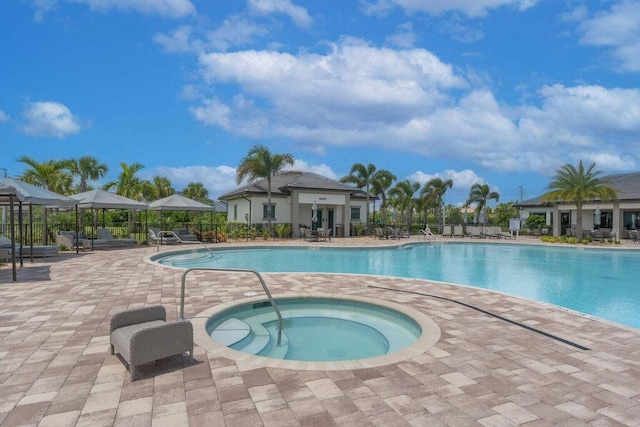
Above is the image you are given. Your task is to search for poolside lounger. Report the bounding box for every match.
[172,228,198,241]
[0,237,58,258]
[149,228,179,245]
[97,228,136,247]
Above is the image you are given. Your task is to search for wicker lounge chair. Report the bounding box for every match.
[172,228,198,241]
[110,305,193,381]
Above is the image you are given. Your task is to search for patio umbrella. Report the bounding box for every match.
[594,207,601,226]
[463,207,468,224]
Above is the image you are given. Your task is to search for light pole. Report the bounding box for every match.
[1,168,7,235]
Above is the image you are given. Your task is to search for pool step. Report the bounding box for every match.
[232,320,271,355]
[209,318,251,346]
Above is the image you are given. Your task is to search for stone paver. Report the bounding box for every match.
[1,237,640,426]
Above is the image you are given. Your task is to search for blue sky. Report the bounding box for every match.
[1,0,639,205]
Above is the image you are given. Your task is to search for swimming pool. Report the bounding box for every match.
[155,243,640,329]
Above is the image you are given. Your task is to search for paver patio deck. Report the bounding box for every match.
[1,236,639,426]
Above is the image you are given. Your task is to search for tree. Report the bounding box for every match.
[541,160,618,240]
[389,179,420,227]
[493,202,518,228]
[144,176,174,201]
[466,183,500,226]
[103,162,147,201]
[183,182,209,203]
[66,156,108,194]
[341,163,377,230]
[17,155,73,194]
[370,169,396,224]
[236,145,295,231]
[421,178,453,227]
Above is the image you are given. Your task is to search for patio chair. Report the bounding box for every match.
[110,305,193,381]
[172,228,198,241]
[97,228,136,247]
[148,228,179,245]
[57,230,86,248]
[442,225,452,237]
[453,225,465,238]
[467,226,482,238]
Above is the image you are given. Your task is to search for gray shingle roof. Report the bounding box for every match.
[518,171,640,207]
[219,171,366,200]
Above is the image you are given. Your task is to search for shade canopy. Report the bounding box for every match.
[147,194,215,212]
[0,183,25,204]
[0,177,77,207]
[70,189,148,210]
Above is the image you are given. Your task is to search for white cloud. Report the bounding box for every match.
[379,0,538,17]
[188,41,639,177]
[32,0,196,20]
[577,1,640,72]
[0,110,9,122]
[21,101,85,138]
[386,22,419,48]
[248,0,312,28]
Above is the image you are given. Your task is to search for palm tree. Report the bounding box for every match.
[66,156,108,193]
[389,179,420,228]
[466,183,500,226]
[103,162,147,201]
[341,163,377,230]
[183,182,209,203]
[144,176,174,201]
[493,202,518,228]
[421,178,453,228]
[370,169,396,225]
[236,145,295,231]
[541,160,618,240]
[17,155,73,194]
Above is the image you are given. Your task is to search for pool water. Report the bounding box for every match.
[206,297,422,361]
[158,243,640,329]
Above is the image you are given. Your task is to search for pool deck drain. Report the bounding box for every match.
[1,236,640,426]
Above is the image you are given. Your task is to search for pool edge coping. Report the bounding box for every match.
[191,293,442,371]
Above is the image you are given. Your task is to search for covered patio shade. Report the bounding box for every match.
[69,189,148,249]
[0,177,78,264]
[148,194,215,243]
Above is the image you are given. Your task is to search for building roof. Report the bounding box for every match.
[518,171,640,207]
[219,171,367,200]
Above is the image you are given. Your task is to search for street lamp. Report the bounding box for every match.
[1,168,7,235]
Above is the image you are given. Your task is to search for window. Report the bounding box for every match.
[233,204,238,221]
[263,203,275,220]
[350,207,360,220]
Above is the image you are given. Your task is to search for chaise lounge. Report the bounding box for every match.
[97,228,136,247]
[0,237,58,258]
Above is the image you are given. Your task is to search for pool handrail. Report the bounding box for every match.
[179,267,283,346]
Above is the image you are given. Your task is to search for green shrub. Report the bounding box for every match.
[567,237,578,244]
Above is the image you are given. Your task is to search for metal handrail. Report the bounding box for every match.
[179,267,283,345]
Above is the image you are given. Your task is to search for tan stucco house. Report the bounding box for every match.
[219,171,369,237]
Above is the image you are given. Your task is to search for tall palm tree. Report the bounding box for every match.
[541,160,618,240]
[466,183,500,226]
[183,182,209,203]
[66,156,108,194]
[341,163,377,229]
[144,176,174,201]
[389,179,420,227]
[421,177,453,227]
[370,169,396,225]
[236,145,295,231]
